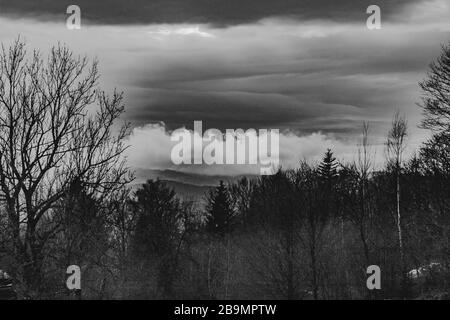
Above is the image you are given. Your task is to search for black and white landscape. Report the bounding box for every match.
[1,0,450,300]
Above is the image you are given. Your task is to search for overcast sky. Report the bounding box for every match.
[1,0,449,175]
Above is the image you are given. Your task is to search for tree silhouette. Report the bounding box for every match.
[420,42,450,134]
[318,149,340,221]
[132,180,180,257]
[318,149,339,182]
[386,112,408,296]
[419,43,450,177]
[0,39,130,296]
[131,179,183,298]
[206,181,234,236]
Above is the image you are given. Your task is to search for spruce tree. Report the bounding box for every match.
[318,149,339,182]
[206,181,234,236]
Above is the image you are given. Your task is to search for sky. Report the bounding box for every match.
[0,0,450,176]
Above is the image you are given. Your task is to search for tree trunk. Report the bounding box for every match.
[286,228,294,300]
[310,241,318,300]
[396,171,408,297]
[396,172,404,264]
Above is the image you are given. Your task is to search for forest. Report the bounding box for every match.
[0,38,450,300]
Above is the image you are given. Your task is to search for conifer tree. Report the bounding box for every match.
[318,149,339,182]
[206,181,234,236]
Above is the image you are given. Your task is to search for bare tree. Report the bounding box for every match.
[357,122,374,264]
[386,112,408,276]
[0,38,131,296]
[419,42,450,134]
[419,42,450,176]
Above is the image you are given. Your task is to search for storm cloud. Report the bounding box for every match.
[0,0,426,26]
[0,0,448,175]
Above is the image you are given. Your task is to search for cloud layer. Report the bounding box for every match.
[0,0,425,26]
[0,0,448,175]
[125,123,363,176]
[125,122,416,176]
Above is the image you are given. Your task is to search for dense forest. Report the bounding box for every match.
[1,39,450,299]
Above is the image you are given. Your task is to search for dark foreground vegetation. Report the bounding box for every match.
[1,39,450,299]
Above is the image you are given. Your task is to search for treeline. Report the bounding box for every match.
[1,39,450,299]
[82,145,448,300]
[7,139,448,300]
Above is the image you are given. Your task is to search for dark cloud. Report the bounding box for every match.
[0,0,445,152]
[119,20,449,137]
[0,0,425,26]
[0,0,444,174]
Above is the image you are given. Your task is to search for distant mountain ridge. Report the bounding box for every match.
[131,169,258,204]
[133,168,256,187]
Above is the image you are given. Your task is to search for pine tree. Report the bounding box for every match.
[318,149,339,182]
[132,179,180,257]
[206,181,234,236]
[131,180,182,298]
[59,178,104,262]
[309,150,339,298]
